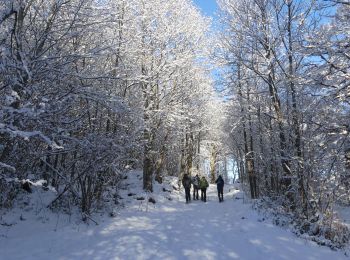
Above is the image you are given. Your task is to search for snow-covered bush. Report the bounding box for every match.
[255,197,350,249]
[0,175,19,209]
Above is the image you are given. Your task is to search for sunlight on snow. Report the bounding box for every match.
[249,239,274,252]
[277,236,291,242]
[250,239,263,245]
[183,248,217,259]
[100,216,156,234]
[227,251,240,259]
[161,206,178,212]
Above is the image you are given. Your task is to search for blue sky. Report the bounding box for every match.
[193,0,218,17]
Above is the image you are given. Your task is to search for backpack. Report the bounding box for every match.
[216,176,224,188]
[217,177,224,185]
[192,176,199,187]
[200,178,208,189]
[182,175,191,188]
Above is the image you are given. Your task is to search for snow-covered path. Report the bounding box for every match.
[0,183,348,260]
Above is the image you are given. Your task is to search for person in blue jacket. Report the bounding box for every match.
[215,175,224,202]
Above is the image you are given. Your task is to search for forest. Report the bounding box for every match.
[0,0,349,254]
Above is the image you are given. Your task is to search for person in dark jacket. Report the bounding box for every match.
[192,174,200,200]
[215,175,224,202]
[182,173,192,203]
[199,176,209,202]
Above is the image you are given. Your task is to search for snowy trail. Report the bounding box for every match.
[0,183,348,260]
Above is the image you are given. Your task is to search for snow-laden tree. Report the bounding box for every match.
[302,1,350,207]
[217,0,350,245]
[0,0,219,213]
[0,0,138,213]
[116,0,214,191]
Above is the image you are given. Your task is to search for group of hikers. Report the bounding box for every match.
[181,173,224,203]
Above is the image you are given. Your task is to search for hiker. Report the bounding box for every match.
[182,173,192,203]
[192,174,200,200]
[215,175,224,202]
[199,176,209,202]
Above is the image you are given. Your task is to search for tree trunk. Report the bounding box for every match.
[287,0,306,213]
[210,145,217,183]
